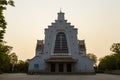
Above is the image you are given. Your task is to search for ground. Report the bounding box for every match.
[0,73,120,80]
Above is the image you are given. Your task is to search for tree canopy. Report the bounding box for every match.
[9,52,18,72]
[0,0,14,42]
[110,43,120,54]
[0,0,15,73]
[98,43,120,71]
[98,54,120,70]
[87,53,97,67]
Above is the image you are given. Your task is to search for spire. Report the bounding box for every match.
[60,8,62,13]
[58,9,64,20]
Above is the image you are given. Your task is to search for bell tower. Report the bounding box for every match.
[58,11,65,20]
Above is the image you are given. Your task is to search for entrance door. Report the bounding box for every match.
[59,63,64,72]
[51,63,55,72]
[67,63,72,72]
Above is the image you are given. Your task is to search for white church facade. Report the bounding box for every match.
[28,11,94,74]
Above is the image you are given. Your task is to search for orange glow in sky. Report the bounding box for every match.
[4,0,120,60]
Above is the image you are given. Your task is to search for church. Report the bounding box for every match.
[28,11,94,74]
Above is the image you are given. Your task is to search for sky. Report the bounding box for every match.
[4,0,120,61]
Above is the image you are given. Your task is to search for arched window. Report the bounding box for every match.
[54,32,68,53]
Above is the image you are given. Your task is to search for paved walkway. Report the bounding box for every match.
[0,73,120,80]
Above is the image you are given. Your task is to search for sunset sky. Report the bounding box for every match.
[4,0,120,60]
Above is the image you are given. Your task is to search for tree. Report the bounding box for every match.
[98,54,120,70]
[15,60,28,73]
[0,0,14,73]
[0,42,12,54]
[110,43,120,54]
[0,42,12,72]
[98,43,120,71]
[87,53,97,67]
[98,55,114,70]
[0,0,15,42]
[9,52,18,72]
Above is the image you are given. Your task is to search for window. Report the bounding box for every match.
[54,32,68,53]
[34,64,39,69]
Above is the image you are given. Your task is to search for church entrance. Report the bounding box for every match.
[67,63,72,72]
[46,57,77,73]
[50,63,55,72]
[49,63,73,73]
[59,63,64,72]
